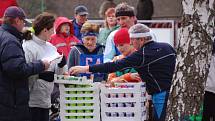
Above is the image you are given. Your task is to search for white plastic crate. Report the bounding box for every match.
[55,75,100,121]
[100,82,147,121]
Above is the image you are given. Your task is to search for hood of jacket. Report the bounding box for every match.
[54,17,74,36]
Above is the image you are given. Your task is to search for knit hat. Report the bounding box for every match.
[114,28,130,46]
[4,6,26,19]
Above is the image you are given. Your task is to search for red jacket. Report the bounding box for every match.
[50,17,80,59]
[0,0,17,24]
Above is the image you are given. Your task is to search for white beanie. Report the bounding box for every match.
[128,23,157,41]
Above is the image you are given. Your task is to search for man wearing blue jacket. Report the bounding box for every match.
[72,5,88,41]
[69,24,176,121]
[0,6,50,121]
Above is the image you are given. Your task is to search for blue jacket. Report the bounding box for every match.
[0,24,44,121]
[90,41,176,94]
[72,19,82,41]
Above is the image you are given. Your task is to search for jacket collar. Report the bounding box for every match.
[1,24,23,41]
[75,43,104,54]
[73,19,82,28]
[32,35,46,45]
[143,40,154,46]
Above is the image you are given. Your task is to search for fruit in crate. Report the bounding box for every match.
[77,110,84,113]
[85,109,93,113]
[84,91,93,94]
[56,76,100,121]
[84,97,93,100]
[85,116,93,119]
[77,103,84,106]
[77,97,84,100]
[63,75,79,80]
[76,116,84,119]
[57,74,90,81]
[70,97,77,100]
[85,103,93,106]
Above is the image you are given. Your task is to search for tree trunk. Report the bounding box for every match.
[166,0,215,120]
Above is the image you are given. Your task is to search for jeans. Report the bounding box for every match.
[152,91,169,121]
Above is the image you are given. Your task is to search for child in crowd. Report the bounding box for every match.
[107,28,141,85]
[50,16,80,59]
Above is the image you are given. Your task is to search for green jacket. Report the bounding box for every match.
[97,25,119,46]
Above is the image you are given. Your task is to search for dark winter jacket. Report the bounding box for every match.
[0,24,44,121]
[90,41,176,94]
[72,19,83,41]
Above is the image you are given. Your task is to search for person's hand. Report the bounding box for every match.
[130,73,142,82]
[42,59,51,70]
[63,71,69,75]
[69,66,89,75]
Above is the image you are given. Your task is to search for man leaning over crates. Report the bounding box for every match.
[69,23,176,121]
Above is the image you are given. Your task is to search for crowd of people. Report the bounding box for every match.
[1,1,212,121]
[0,2,175,121]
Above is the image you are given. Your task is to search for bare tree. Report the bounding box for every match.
[166,0,215,120]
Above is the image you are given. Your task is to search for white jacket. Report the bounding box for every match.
[103,29,118,63]
[205,55,215,93]
[23,35,67,108]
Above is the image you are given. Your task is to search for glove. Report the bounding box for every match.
[58,55,66,68]
[39,71,55,82]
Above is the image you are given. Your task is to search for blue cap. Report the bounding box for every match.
[4,6,26,19]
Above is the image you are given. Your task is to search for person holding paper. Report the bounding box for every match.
[22,12,67,121]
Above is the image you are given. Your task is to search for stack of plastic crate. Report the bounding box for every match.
[100,82,147,121]
[55,75,100,121]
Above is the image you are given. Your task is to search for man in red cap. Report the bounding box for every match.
[0,6,50,121]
